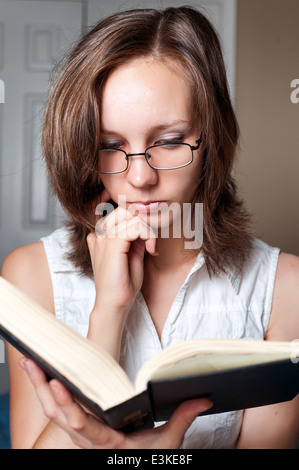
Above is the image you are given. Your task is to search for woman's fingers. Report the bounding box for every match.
[49,380,125,448]
[18,358,68,426]
[111,216,156,242]
[95,205,132,237]
[158,398,212,448]
[19,358,124,448]
[126,398,212,449]
[93,207,158,256]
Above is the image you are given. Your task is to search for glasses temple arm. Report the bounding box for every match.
[191,134,203,151]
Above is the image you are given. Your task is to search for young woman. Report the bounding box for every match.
[2,7,299,449]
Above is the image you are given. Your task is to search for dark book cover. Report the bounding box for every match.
[148,358,299,422]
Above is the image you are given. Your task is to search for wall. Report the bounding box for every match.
[235,0,299,254]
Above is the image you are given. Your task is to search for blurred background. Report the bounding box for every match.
[0,0,298,448]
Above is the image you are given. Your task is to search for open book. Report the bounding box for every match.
[0,276,299,432]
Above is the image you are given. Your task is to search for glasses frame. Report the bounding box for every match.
[99,135,202,174]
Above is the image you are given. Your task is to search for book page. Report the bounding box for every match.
[147,352,290,381]
[135,339,297,392]
[0,277,136,410]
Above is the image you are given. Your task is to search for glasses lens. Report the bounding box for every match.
[146,143,192,169]
[99,149,127,174]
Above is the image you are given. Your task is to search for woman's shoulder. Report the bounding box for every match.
[274,251,299,307]
[1,241,55,314]
[276,251,299,279]
[267,251,299,341]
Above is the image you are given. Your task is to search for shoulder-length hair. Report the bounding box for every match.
[42,6,252,277]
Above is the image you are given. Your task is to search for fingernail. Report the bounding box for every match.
[188,398,212,415]
[19,358,31,374]
[18,358,26,370]
[50,381,60,395]
[198,399,213,413]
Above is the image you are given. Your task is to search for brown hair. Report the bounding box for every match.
[42,6,252,277]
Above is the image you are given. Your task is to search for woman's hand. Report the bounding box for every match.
[86,189,158,358]
[88,202,157,313]
[20,358,212,449]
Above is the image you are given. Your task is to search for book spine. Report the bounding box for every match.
[102,391,154,432]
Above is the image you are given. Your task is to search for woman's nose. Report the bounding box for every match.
[126,154,158,187]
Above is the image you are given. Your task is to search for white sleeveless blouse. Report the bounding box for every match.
[41,227,280,449]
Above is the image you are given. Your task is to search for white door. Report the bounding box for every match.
[0,0,84,268]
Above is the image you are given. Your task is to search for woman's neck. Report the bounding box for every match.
[142,236,199,337]
[145,235,199,273]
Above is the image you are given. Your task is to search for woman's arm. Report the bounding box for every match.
[237,252,299,449]
[86,201,158,360]
[1,242,78,449]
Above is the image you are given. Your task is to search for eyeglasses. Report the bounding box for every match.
[99,136,202,174]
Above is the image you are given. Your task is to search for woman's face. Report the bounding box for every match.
[99,57,203,232]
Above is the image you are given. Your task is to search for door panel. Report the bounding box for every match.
[0,0,84,268]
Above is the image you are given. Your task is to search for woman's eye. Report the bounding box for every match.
[101,142,122,150]
[155,138,183,146]
[156,140,183,148]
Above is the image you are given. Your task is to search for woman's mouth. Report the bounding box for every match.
[128,201,166,214]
